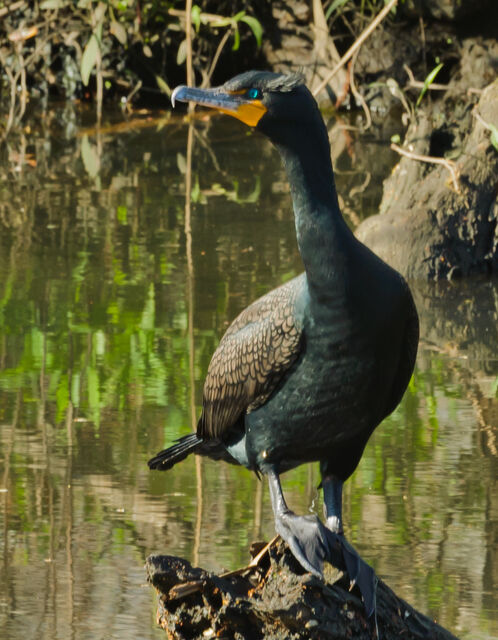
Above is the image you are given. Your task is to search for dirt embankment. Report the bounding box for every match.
[355,57,498,281]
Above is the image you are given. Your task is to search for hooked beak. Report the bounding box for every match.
[171,85,267,127]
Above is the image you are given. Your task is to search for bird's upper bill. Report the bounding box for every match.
[171,84,267,127]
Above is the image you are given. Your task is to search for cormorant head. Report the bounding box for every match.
[171,71,323,146]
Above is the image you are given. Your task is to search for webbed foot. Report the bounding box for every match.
[322,473,377,617]
[335,533,377,617]
[274,509,330,578]
[268,467,377,617]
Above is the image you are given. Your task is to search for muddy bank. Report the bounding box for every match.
[356,76,498,280]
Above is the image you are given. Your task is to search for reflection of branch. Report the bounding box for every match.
[185,0,194,113]
[420,342,497,458]
[312,0,398,98]
[184,124,203,566]
[450,362,497,458]
[252,477,263,539]
[390,142,460,193]
[193,126,223,174]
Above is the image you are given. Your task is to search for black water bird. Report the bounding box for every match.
[149,71,419,613]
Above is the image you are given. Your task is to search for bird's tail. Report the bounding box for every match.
[147,433,203,471]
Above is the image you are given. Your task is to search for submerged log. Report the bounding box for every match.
[146,538,459,639]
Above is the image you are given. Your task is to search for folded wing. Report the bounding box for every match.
[198,275,305,439]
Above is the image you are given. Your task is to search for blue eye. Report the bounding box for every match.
[247,88,261,100]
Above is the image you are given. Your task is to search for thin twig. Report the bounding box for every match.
[0,0,25,18]
[312,0,398,98]
[220,536,280,579]
[404,65,483,96]
[168,8,230,24]
[473,109,496,133]
[185,0,194,112]
[18,49,27,122]
[202,29,231,88]
[391,142,460,192]
[404,65,448,92]
[0,49,17,138]
[184,123,202,566]
[349,50,371,131]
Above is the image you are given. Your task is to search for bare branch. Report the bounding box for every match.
[312,0,398,98]
[390,143,460,193]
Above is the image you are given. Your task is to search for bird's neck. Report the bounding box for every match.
[274,127,355,301]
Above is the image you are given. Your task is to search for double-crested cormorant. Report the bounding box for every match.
[149,71,419,614]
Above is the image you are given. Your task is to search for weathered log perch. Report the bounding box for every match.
[146,539,459,639]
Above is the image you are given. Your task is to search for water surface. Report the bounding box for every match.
[0,107,497,639]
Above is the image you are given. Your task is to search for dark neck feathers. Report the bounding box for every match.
[270,116,355,301]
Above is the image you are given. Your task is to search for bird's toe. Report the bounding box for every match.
[339,536,377,618]
[275,511,329,578]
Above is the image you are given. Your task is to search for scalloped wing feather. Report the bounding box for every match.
[198,276,305,439]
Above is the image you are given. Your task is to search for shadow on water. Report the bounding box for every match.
[0,106,497,640]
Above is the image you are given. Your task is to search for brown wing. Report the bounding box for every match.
[198,275,305,439]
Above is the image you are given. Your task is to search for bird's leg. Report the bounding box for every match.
[267,467,329,578]
[322,473,359,584]
[322,474,344,534]
[321,472,377,618]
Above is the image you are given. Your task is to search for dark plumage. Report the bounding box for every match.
[149,71,419,615]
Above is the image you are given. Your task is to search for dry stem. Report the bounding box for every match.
[312,0,398,98]
[390,143,460,193]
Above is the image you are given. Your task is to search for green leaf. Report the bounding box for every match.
[210,17,233,28]
[177,39,187,65]
[232,10,246,22]
[176,153,186,175]
[94,1,107,25]
[40,0,66,8]
[325,0,350,20]
[71,373,80,407]
[87,366,100,413]
[416,63,443,108]
[56,375,69,422]
[155,75,171,97]
[81,135,100,178]
[116,205,128,224]
[80,33,99,86]
[491,375,498,397]
[240,15,263,47]
[110,20,127,45]
[191,5,201,32]
[232,26,240,51]
[191,177,201,203]
[489,123,498,152]
[140,283,156,331]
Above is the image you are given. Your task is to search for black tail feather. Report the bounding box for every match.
[148,433,203,471]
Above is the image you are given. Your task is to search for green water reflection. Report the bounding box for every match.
[0,109,497,640]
